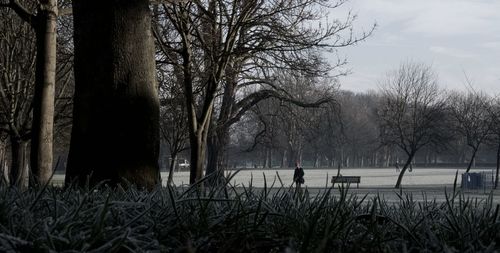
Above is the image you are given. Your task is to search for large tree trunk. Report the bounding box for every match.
[66,0,160,189]
[10,137,29,189]
[205,63,238,177]
[206,121,232,175]
[30,0,57,186]
[206,131,222,176]
[180,32,213,184]
[395,153,414,188]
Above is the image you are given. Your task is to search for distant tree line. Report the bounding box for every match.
[225,62,500,188]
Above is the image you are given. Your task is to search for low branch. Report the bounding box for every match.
[224,89,333,129]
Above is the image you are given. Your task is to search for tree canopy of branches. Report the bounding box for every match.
[448,91,493,173]
[153,0,373,184]
[377,62,449,189]
[0,9,35,188]
[158,67,188,185]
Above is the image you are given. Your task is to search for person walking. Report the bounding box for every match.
[293,162,305,190]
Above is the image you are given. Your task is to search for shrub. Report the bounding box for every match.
[0,174,498,252]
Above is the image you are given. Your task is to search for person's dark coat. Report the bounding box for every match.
[293,167,305,184]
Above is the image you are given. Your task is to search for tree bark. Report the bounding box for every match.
[188,128,209,184]
[10,137,29,189]
[205,62,238,177]
[66,0,160,189]
[183,65,214,184]
[30,0,57,186]
[206,130,224,176]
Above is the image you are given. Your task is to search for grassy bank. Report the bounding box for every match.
[0,177,499,252]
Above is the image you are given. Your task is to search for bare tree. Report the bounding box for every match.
[0,10,36,189]
[158,68,188,185]
[66,0,160,189]
[448,91,493,173]
[337,91,380,167]
[242,76,338,169]
[0,0,62,186]
[488,97,500,189]
[154,0,373,184]
[245,98,283,168]
[377,62,449,189]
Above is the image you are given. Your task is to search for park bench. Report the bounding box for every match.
[331,176,361,188]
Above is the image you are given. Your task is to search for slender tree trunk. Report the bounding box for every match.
[329,153,335,167]
[287,143,302,167]
[281,149,287,168]
[465,147,478,173]
[382,147,388,167]
[340,148,345,167]
[10,137,29,189]
[495,141,500,189]
[395,153,415,189]
[0,141,8,185]
[425,149,430,167]
[313,152,319,168]
[30,0,57,186]
[268,149,273,168]
[262,148,270,168]
[66,0,160,189]
[189,128,209,184]
[167,153,177,185]
[287,145,295,168]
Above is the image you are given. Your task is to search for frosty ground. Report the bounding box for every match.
[52,167,500,203]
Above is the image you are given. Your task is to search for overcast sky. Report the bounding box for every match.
[332,0,500,94]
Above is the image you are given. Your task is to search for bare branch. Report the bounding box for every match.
[1,0,36,26]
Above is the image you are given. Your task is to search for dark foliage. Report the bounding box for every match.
[0,175,498,252]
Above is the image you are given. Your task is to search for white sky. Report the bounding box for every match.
[331,0,500,94]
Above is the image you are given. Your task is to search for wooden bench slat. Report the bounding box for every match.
[331,176,361,188]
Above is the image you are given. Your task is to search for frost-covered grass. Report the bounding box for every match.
[1,173,499,252]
